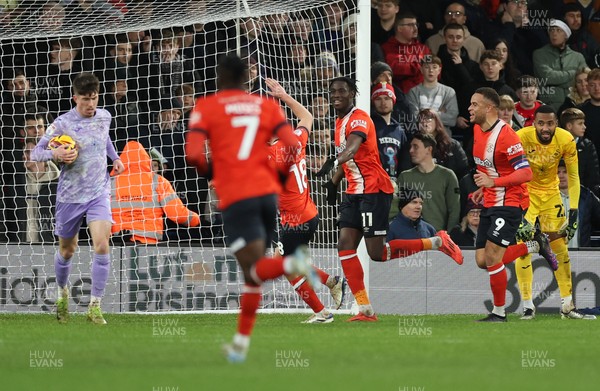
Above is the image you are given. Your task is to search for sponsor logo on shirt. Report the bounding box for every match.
[507,143,523,156]
[474,156,493,168]
[350,119,367,130]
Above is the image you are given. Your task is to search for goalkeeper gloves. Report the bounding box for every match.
[561,209,579,241]
[315,158,338,177]
[515,219,535,242]
[322,180,339,206]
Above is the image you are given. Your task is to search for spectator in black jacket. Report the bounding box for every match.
[387,187,437,240]
[560,107,600,196]
[563,2,599,69]
[558,162,600,247]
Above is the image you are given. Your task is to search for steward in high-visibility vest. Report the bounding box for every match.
[111,141,200,243]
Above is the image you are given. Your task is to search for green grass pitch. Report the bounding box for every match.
[1,313,599,391]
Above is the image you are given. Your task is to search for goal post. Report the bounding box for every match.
[0,0,372,314]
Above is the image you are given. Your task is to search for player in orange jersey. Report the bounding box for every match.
[265,78,346,324]
[470,87,538,322]
[316,77,464,322]
[186,54,318,363]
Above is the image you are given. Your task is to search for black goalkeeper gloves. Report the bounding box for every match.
[315,158,338,177]
[322,180,339,206]
[563,209,578,241]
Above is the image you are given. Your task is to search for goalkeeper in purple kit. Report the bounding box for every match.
[31,73,125,324]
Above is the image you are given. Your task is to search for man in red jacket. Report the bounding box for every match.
[380,11,431,93]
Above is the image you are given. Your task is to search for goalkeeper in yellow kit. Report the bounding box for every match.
[516,105,596,320]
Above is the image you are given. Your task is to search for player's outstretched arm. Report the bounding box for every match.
[265,78,313,132]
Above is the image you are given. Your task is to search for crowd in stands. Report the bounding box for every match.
[2,0,600,247]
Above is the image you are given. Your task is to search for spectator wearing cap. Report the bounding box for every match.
[387,187,437,240]
[562,2,599,68]
[449,193,483,247]
[370,82,410,193]
[370,61,411,128]
[533,18,587,111]
[406,55,458,135]
[381,11,431,93]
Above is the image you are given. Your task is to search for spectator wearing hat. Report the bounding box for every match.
[449,193,483,247]
[370,61,411,129]
[311,52,341,94]
[370,82,410,191]
[387,187,437,240]
[381,11,431,93]
[533,18,587,111]
[407,55,458,135]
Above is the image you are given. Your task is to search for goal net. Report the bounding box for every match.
[0,0,359,313]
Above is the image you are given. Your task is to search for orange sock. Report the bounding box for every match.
[502,243,528,264]
[252,257,285,282]
[487,263,507,307]
[314,266,330,285]
[238,284,261,336]
[384,239,428,260]
[290,276,325,313]
[339,250,369,305]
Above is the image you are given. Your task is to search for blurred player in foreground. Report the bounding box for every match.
[316,76,463,322]
[266,78,346,324]
[186,54,318,363]
[31,72,125,325]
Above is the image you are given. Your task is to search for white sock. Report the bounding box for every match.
[90,295,102,305]
[523,299,534,310]
[430,236,442,250]
[325,275,335,289]
[492,306,505,317]
[525,240,539,254]
[561,295,573,310]
[233,333,250,350]
[358,304,374,316]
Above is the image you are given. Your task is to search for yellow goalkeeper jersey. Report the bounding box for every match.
[517,126,580,209]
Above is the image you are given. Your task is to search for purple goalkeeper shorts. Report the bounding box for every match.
[55,193,113,239]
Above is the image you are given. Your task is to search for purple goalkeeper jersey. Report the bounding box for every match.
[32,107,119,203]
